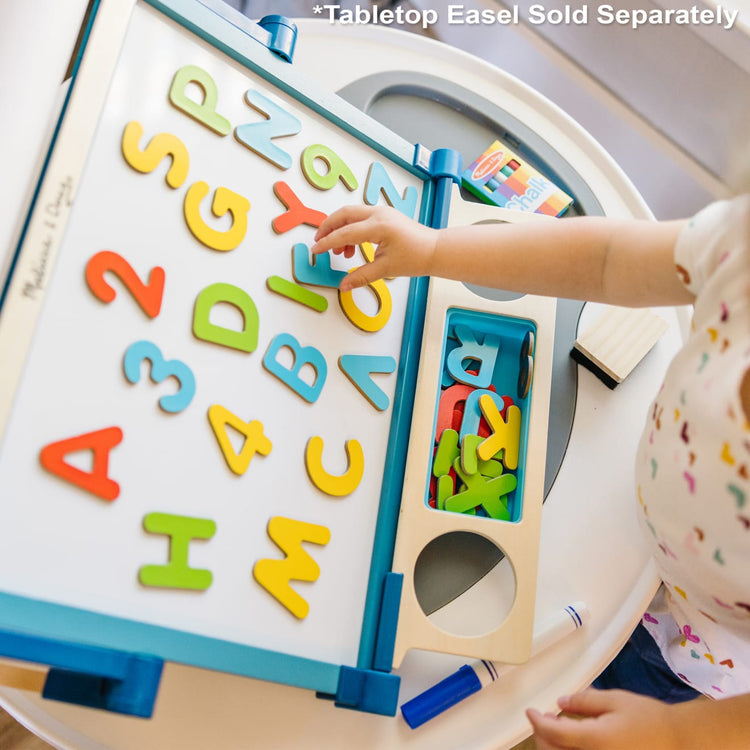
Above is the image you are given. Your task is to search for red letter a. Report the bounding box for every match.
[39,427,123,501]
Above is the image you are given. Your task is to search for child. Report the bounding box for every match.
[311,197,750,749]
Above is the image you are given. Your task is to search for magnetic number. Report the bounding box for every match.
[123,340,196,414]
[85,250,165,319]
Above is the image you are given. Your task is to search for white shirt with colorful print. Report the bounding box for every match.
[637,195,750,698]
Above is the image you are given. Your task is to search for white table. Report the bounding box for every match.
[0,12,685,750]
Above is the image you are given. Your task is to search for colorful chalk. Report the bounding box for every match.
[462,140,573,216]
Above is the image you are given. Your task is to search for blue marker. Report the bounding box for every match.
[401,602,589,729]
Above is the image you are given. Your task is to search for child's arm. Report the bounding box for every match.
[527,688,750,749]
[311,205,695,307]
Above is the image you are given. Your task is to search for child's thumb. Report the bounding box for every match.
[340,259,388,292]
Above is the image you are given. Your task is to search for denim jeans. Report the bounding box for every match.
[592,623,701,704]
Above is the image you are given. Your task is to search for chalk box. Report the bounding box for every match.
[462,140,574,216]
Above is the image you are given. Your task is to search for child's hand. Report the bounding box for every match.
[526,689,679,750]
[310,206,438,292]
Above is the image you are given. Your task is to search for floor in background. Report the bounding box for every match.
[1,707,52,750]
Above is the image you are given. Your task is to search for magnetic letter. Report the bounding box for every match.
[433,428,460,477]
[193,282,259,353]
[300,144,358,191]
[292,243,346,289]
[338,272,392,332]
[435,383,475,438]
[477,394,522,469]
[445,325,500,389]
[183,181,250,252]
[253,516,331,619]
[460,391,513,441]
[39,426,123,501]
[234,89,301,170]
[262,332,327,403]
[266,276,328,312]
[364,161,418,218]
[446,458,515,520]
[139,512,216,590]
[169,65,231,135]
[271,181,326,234]
[338,354,396,411]
[305,436,365,496]
[121,121,189,188]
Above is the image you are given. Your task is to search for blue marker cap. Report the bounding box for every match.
[401,664,481,729]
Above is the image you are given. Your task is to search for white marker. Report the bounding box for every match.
[401,601,590,729]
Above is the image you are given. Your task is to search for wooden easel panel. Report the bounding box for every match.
[390,190,555,665]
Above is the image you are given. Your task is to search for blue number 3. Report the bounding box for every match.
[123,340,196,414]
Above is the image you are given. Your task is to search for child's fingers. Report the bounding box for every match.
[310,217,378,256]
[557,689,620,717]
[314,205,376,242]
[326,244,356,258]
[526,708,588,749]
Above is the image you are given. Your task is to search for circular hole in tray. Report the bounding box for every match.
[414,531,516,636]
